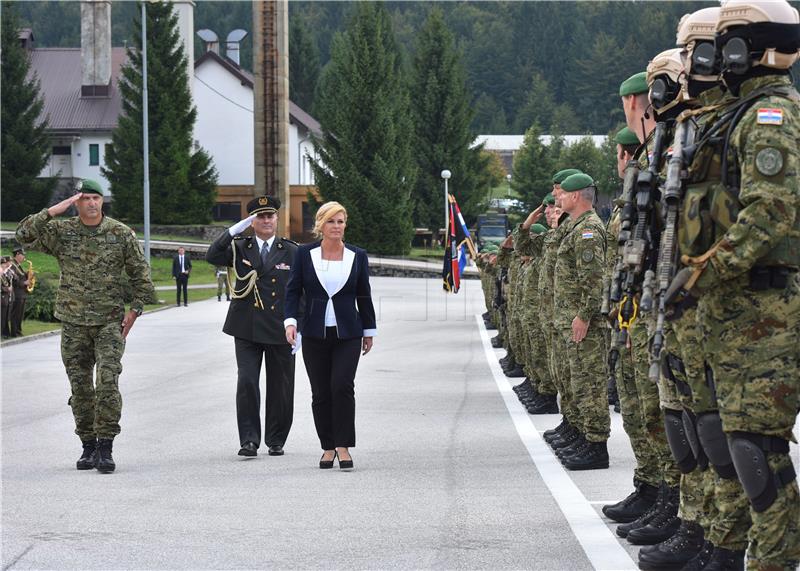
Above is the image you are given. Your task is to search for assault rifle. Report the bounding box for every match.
[616,122,667,346]
[648,119,696,382]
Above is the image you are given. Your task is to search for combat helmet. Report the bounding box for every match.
[716,0,800,75]
[646,48,687,116]
[677,7,722,81]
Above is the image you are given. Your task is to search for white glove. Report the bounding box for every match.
[228,215,256,237]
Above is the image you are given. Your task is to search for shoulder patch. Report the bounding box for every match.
[756,108,783,125]
[581,250,595,263]
[755,146,785,178]
[581,231,594,239]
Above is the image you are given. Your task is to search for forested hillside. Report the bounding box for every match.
[13,0,800,134]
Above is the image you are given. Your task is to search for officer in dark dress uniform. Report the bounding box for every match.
[206,196,301,457]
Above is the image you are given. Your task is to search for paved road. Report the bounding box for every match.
[3,276,654,570]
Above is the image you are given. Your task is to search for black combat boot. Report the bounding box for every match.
[528,394,558,414]
[499,354,512,367]
[637,520,704,570]
[544,418,570,443]
[680,541,714,570]
[617,483,668,538]
[491,335,503,348]
[550,426,580,449]
[563,440,609,471]
[96,438,116,473]
[513,380,529,393]
[627,486,680,545]
[603,481,659,523]
[557,434,587,459]
[701,546,744,571]
[504,365,526,378]
[76,439,98,470]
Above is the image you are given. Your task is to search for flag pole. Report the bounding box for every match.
[441,169,451,246]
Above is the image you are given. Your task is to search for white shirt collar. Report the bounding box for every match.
[255,235,276,251]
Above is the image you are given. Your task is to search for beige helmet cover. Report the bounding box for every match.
[717,0,800,69]
[647,48,689,114]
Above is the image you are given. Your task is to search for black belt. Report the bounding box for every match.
[748,266,797,291]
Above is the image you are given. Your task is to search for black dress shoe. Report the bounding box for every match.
[238,442,257,457]
[268,445,284,456]
[320,451,336,469]
[338,452,354,471]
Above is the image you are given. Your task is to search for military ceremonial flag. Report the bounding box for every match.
[443,194,477,293]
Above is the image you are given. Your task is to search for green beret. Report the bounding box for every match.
[614,126,640,147]
[552,168,582,184]
[530,223,548,234]
[542,193,555,206]
[619,72,648,96]
[561,173,595,192]
[80,179,103,196]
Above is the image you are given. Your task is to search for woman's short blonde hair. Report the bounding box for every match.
[313,201,348,238]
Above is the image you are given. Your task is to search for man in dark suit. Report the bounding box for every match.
[172,247,192,306]
[9,248,30,337]
[206,196,300,457]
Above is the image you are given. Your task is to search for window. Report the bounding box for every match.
[52,146,71,155]
[89,144,99,166]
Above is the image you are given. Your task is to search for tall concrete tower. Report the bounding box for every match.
[171,0,195,98]
[80,0,112,97]
[252,0,290,234]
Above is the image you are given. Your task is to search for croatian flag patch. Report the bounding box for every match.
[757,108,783,125]
[581,231,594,239]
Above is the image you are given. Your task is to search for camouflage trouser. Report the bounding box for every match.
[679,467,708,524]
[615,337,663,487]
[217,273,229,298]
[523,312,556,395]
[61,321,125,441]
[548,325,578,426]
[560,323,609,442]
[630,321,679,487]
[698,279,800,567]
[508,309,526,367]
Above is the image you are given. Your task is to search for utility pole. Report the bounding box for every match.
[142,2,151,262]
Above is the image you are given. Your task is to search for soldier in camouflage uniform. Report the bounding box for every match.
[676,2,800,568]
[602,127,661,526]
[16,179,155,473]
[540,172,584,450]
[553,172,610,471]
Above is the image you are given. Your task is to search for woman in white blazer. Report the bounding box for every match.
[285,202,376,471]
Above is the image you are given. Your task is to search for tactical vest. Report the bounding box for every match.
[679,83,800,266]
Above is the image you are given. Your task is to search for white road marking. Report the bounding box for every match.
[477,315,636,571]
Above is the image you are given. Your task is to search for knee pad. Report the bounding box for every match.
[696,412,736,479]
[664,408,697,473]
[728,431,796,513]
[682,410,708,471]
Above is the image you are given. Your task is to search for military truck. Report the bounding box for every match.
[476,213,509,251]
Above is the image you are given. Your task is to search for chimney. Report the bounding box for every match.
[171,0,195,97]
[225,29,248,67]
[18,29,35,51]
[80,0,111,97]
[196,29,219,55]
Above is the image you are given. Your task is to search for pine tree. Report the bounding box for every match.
[289,14,320,112]
[1,2,55,222]
[103,1,217,224]
[410,8,490,230]
[511,124,557,211]
[312,3,416,255]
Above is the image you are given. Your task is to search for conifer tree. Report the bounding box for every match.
[103,1,217,224]
[1,3,55,221]
[312,3,415,254]
[511,124,557,211]
[410,8,490,230]
[289,14,320,113]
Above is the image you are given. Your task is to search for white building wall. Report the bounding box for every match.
[288,125,316,186]
[193,62,254,185]
[41,133,113,196]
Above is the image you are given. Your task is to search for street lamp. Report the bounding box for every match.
[506,173,512,200]
[441,169,451,247]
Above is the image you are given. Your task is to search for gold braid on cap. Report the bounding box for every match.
[228,244,265,310]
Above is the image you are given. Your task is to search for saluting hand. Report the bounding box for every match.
[522,205,545,229]
[47,193,83,218]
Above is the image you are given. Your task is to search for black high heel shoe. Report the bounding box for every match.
[338,451,354,471]
[319,451,336,470]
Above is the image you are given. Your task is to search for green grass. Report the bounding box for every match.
[2,251,219,288]
[407,247,442,262]
[14,319,61,336]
